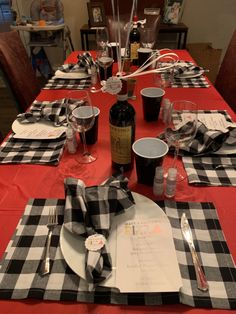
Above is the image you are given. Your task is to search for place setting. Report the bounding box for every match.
[43,52,96,90]
[0,171,236,309]
[0,99,67,165]
[158,102,236,186]
[155,60,210,88]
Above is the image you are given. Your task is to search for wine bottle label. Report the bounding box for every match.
[130,42,140,60]
[110,124,132,164]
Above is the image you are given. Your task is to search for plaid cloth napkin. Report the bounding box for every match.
[64,175,135,290]
[160,110,235,156]
[179,110,236,186]
[160,61,210,88]
[0,133,66,165]
[43,52,95,90]
[17,100,67,126]
[0,198,236,309]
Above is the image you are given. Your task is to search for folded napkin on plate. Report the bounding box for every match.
[0,133,66,165]
[178,121,233,156]
[63,175,135,290]
[173,62,206,77]
[54,52,96,79]
[161,110,236,156]
[17,100,66,126]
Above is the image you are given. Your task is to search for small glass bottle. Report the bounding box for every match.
[91,64,98,85]
[66,125,77,154]
[165,167,177,198]
[153,166,164,196]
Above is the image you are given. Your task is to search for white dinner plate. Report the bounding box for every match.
[60,192,181,290]
[54,70,90,80]
[12,119,66,140]
[174,70,204,79]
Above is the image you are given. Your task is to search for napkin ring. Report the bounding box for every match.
[85,234,106,251]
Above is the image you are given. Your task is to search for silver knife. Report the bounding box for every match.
[181,213,209,292]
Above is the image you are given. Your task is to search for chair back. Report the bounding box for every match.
[215,30,236,112]
[0,31,41,113]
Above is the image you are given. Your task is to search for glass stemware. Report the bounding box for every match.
[96,44,114,82]
[96,27,109,48]
[164,100,198,181]
[66,90,97,164]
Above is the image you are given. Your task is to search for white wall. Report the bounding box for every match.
[13,0,235,57]
[182,0,236,57]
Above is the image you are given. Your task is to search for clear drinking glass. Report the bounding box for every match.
[96,44,114,82]
[164,100,198,181]
[96,27,109,48]
[66,90,96,164]
[140,27,155,49]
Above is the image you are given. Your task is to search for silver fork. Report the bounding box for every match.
[40,208,58,276]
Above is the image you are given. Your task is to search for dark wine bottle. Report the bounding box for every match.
[109,80,136,172]
[129,15,140,66]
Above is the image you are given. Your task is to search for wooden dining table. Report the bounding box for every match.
[0,50,236,314]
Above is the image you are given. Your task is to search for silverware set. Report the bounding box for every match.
[40,208,58,276]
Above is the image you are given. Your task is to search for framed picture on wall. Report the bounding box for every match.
[163,0,185,24]
[87,2,106,28]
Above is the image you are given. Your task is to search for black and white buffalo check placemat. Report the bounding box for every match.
[43,77,91,90]
[181,110,236,185]
[183,155,236,186]
[0,134,66,165]
[160,61,210,88]
[0,198,236,309]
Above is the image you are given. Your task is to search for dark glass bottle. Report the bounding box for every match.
[109,80,136,172]
[129,15,140,66]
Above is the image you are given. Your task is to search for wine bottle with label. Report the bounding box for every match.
[109,80,136,172]
[129,15,140,66]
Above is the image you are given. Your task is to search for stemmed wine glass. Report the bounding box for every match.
[66,90,96,164]
[96,44,114,82]
[164,100,198,181]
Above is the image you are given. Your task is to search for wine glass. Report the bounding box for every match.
[66,90,96,164]
[96,27,109,48]
[96,44,114,82]
[164,100,198,181]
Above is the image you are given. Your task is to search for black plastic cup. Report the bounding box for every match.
[140,87,165,121]
[138,47,153,67]
[132,137,169,186]
[99,63,113,81]
[79,107,100,145]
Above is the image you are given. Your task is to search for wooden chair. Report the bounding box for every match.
[215,30,236,112]
[0,30,41,113]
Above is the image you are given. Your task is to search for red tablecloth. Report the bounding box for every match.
[0,50,235,314]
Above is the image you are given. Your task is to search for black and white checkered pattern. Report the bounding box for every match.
[183,155,236,186]
[178,110,233,156]
[64,176,135,290]
[180,110,236,186]
[0,198,235,308]
[0,134,66,165]
[160,61,210,88]
[43,52,95,90]
[43,77,91,90]
[17,100,67,126]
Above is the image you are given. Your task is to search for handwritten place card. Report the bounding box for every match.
[116,218,182,293]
